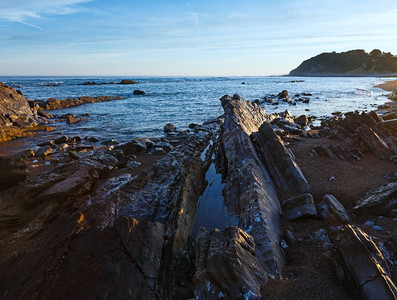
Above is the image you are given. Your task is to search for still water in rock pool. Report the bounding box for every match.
[192,152,239,233]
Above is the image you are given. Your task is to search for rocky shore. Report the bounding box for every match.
[0,82,397,299]
[0,82,128,142]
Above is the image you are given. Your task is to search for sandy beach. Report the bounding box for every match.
[375,79,397,91]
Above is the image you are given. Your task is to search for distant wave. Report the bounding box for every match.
[354,88,372,96]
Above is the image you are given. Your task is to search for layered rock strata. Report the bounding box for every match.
[0,94,396,299]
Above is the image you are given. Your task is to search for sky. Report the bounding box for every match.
[0,0,397,76]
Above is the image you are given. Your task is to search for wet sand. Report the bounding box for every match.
[375,79,397,91]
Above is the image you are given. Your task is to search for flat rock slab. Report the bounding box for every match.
[282,193,317,220]
[323,194,350,224]
[335,225,397,299]
[353,182,397,216]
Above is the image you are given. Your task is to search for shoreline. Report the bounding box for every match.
[375,79,397,92]
[1,77,396,156]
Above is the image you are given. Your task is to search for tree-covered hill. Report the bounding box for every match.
[289,49,397,76]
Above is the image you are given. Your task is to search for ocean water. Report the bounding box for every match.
[0,76,393,142]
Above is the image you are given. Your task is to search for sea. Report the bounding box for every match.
[0,76,393,142]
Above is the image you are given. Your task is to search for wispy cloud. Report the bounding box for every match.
[0,0,92,24]
[378,8,397,17]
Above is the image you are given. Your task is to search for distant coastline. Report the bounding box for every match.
[287,73,397,78]
[289,49,397,77]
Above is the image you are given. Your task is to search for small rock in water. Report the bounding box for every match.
[55,135,69,144]
[295,115,308,126]
[66,114,82,124]
[278,90,289,99]
[164,123,176,133]
[85,136,99,142]
[35,146,53,157]
[72,136,82,143]
[133,90,146,95]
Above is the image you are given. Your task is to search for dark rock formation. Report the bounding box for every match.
[114,139,147,154]
[295,115,308,126]
[35,146,53,157]
[0,82,34,127]
[320,110,396,161]
[119,79,138,84]
[0,156,27,191]
[323,194,350,224]
[353,183,397,216]
[278,90,289,99]
[219,94,285,278]
[282,193,317,221]
[35,95,124,110]
[193,226,266,299]
[133,90,146,95]
[164,123,176,133]
[334,225,397,299]
[252,122,310,193]
[0,82,53,142]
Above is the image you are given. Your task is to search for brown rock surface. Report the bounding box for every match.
[35,95,124,110]
[0,83,34,126]
[0,83,55,142]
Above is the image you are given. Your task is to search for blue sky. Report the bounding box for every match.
[1,0,397,76]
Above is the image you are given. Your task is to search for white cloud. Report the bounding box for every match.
[0,0,92,23]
